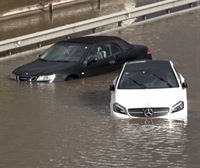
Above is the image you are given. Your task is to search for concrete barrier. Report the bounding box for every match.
[0,0,199,55]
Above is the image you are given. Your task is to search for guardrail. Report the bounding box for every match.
[0,0,199,54]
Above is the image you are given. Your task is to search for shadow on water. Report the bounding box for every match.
[78,88,110,115]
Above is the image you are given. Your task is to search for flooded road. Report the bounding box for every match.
[0,0,163,41]
[1,8,200,168]
[0,0,162,12]
[0,0,136,41]
[0,0,48,12]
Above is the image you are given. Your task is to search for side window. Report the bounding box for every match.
[88,43,112,61]
[110,43,123,55]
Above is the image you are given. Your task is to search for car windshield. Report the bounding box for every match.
[118,68,179,89]
[39,43,87,62]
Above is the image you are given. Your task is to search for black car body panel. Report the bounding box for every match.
[11,35,152,82]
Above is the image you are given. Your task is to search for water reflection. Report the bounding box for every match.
[67,118,188,168]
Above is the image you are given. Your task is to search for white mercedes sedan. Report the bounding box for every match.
[110,60,188,121]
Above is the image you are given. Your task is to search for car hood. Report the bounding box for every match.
[13,59,80,76]
[115,88,186,109]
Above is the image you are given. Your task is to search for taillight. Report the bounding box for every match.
[147,48,151,55]
[147,47,152,59]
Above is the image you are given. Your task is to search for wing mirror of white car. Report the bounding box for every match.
[110,84,115,91]
[182,82,188,89]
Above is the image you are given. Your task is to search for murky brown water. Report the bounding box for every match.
[0,0,163,41]
[0,0,48,12]
[0,0,162,12]
[0,8,200,168]
[0,0,136,41]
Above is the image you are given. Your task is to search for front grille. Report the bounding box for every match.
[128,107,169,117]
[17,75,38,82]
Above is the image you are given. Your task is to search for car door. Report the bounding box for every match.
[83,43,117,76]
[109,42,125,68]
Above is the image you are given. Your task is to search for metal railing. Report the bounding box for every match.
[0,0,199,54]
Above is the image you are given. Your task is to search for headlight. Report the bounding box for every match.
[113,103,127,114]
[172,101,184,113]
[37,74,56,83]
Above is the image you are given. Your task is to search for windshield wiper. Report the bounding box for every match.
[128,77,147,89]
[149,72,173,88]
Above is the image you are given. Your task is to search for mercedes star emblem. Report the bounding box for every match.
[144,108,153,117]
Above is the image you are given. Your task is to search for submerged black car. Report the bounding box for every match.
[10,36,152,83]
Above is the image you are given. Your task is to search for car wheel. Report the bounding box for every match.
[66,75,79,81]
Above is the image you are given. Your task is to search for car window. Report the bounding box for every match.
[87,42,123,62]
[88,43,112,61]
[118,69,179,89]
[39,43,87,62]
[110,43,123,55]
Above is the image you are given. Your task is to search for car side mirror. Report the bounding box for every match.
[182,82,188,89]
[87,56,97,65]
[109,84,115,91]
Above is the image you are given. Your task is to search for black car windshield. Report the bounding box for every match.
[118,68,179,89]
[39,43,87,62]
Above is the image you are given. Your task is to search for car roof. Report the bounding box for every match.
[124,60,173,71]
[59,35,126,45]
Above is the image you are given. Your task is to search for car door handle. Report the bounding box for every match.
[109,60,116,64]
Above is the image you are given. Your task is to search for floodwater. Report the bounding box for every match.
[0,0,136,41]
[0,0,162,12]
[0,0,163,41]
[0,8,200,168]
[0,0,47,12]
